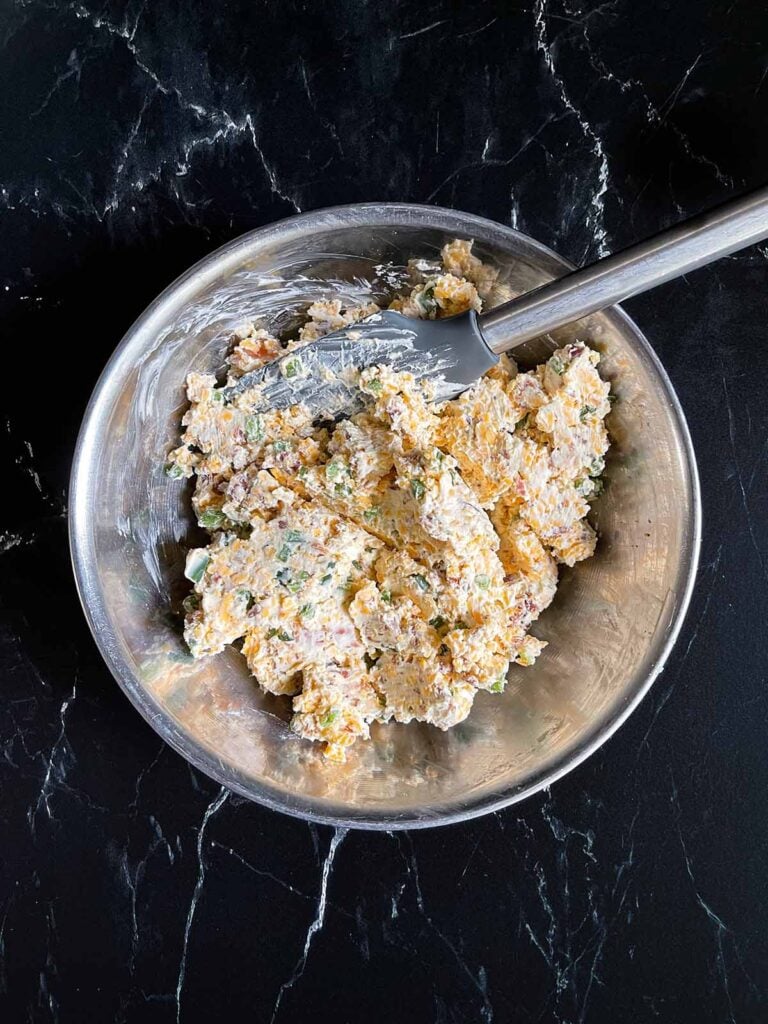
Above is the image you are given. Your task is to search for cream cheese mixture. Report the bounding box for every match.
[167,240,611,760]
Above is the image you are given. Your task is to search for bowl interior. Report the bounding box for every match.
[70,205,699,827]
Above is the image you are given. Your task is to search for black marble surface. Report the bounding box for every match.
[2,1,767,1020]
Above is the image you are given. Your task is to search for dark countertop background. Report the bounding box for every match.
[2,1,767,1020]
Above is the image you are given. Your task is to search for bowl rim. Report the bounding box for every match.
[69,202,702,829]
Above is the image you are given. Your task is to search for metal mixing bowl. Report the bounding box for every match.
[69,204,701,829]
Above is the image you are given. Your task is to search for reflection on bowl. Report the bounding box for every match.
[69,204,700,829]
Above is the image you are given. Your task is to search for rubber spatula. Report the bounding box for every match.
[225,186,768,416]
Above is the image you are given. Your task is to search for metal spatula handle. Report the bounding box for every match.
[479,185,768,354]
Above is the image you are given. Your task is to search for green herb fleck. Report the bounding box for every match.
[363,505,381,523]
[320,709,340,727]
[267,627,293,642]
[236,589,254,611]
[380,589,392,604]
[272,439,291,452]
[410,478,426,500]
[489,674,507,693]
[352,559,363,571]
[276,544,291,562]
[165,462,185,480]
[334,482,352,497]
[580,404,597,422]
[320,574,332,585]
[325,459,344,480]
[410,573,430,592]
[591,477,605,497]
[211,389,226,404]
[299,602,315,619]
[590,457,605,477]
[475,574,490,590]
[549,354,566,375]
[285,530,304,543]
[429,615,447,631]
[297,465,309,478]
[244,415,264,442]
[366,378,383,394]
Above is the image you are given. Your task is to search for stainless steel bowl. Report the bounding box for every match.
[69,204,701,829]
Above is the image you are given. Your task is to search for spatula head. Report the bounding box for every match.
[223,309,497,417]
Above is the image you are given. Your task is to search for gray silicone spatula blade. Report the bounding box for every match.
[222,308,496,416]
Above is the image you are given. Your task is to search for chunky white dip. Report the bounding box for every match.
[168,240,611,760]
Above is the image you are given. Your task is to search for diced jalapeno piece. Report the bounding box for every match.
[410,478,426,500]
[548,355,566,375]
[281,355,303,379]
[244,415,264,442]
[184,550,210,584]
[416,283,438,316]
[198,508,226,530]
